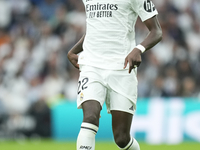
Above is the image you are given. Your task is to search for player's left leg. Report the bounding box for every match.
[111,110,140,150]
[107,68,139,149]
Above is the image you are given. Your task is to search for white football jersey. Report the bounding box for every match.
[78,0,158,70]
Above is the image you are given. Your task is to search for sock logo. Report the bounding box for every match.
[80,145,92,150]
[144,0,155,12]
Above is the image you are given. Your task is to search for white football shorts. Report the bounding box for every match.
[77,65,138,115]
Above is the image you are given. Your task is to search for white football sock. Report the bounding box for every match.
[77,122,98,150]
[120,137,140,150]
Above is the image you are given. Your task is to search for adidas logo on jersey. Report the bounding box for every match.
[144,0,156,12]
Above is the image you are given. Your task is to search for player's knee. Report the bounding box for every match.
[83,113,99,126]
[114,132,130,148]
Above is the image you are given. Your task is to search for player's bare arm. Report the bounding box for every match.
[141,16,162,50]
[124,16,162,73]
[67,35,85,69]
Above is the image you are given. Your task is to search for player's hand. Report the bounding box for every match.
[124,48,142,73]
[67,51,79,69]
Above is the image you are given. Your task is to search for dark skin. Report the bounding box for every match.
[68,15,162,148]
[124,16,162,73]
[67,35,85,69]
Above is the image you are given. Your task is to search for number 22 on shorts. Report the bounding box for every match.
[77,77,89,94]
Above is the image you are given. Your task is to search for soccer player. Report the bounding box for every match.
[68,0,162,149]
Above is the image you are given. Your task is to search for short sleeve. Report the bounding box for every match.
[131,0,158,22]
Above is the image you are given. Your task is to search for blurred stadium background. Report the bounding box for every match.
[0,0,200,149]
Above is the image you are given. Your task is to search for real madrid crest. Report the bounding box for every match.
[80,93,84,101]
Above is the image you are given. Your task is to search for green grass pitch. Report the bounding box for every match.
[0,140,199,150]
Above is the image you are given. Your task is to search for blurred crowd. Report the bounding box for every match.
[137,0,200,97]
[0,0,199,138]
